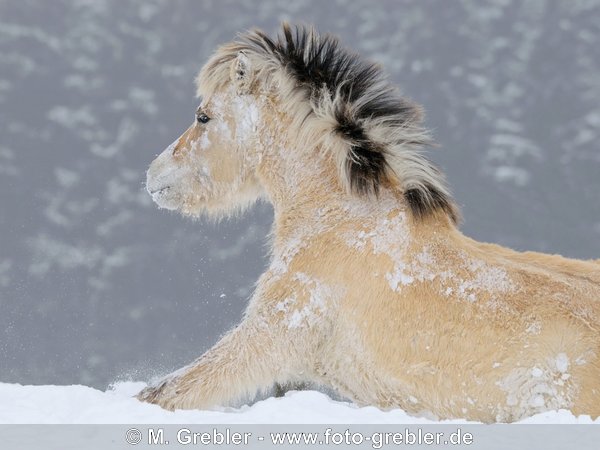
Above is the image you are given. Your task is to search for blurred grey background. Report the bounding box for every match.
[1,0,599,389]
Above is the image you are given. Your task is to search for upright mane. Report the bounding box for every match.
[198,23,459,224]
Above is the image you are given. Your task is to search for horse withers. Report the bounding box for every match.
[140,24,600,423]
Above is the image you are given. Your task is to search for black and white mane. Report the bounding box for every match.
[202,23,459,224]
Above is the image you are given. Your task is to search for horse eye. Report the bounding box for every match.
[196,113,210,124]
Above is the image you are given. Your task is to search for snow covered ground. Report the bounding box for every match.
[1,382,598,424]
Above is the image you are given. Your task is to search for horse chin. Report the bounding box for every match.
[177,194,242,218]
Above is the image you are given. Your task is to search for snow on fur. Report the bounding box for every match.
[142,23,600,423]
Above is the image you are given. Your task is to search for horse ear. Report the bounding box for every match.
[230,51,252,94]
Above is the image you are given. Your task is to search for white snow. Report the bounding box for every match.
[531,367,543,378]
[282,272,340,329]
[232,95,260,144]
[555,353,570,373]
[0,382,598,424]
[344,209,413,292]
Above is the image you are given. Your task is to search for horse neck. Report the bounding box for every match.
[256,129,344,212]
[254,105,454,251]
[256,139,416,251]
[254,105,340,209]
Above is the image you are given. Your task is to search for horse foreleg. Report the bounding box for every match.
[136,321,285,410]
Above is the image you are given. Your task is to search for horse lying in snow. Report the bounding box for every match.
[139,24,600,422]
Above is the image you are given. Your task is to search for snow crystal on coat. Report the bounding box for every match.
[555,353,570,374]
[344,210,412,292]
[232,95,260,144]
[496,355,576,422]
[278,272,342,329]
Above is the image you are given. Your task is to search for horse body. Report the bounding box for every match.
[258,190,600,422]
[140,24,600,422]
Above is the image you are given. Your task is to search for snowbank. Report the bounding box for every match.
[0,382,598,424]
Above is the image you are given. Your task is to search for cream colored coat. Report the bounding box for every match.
[139,32,600,423]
